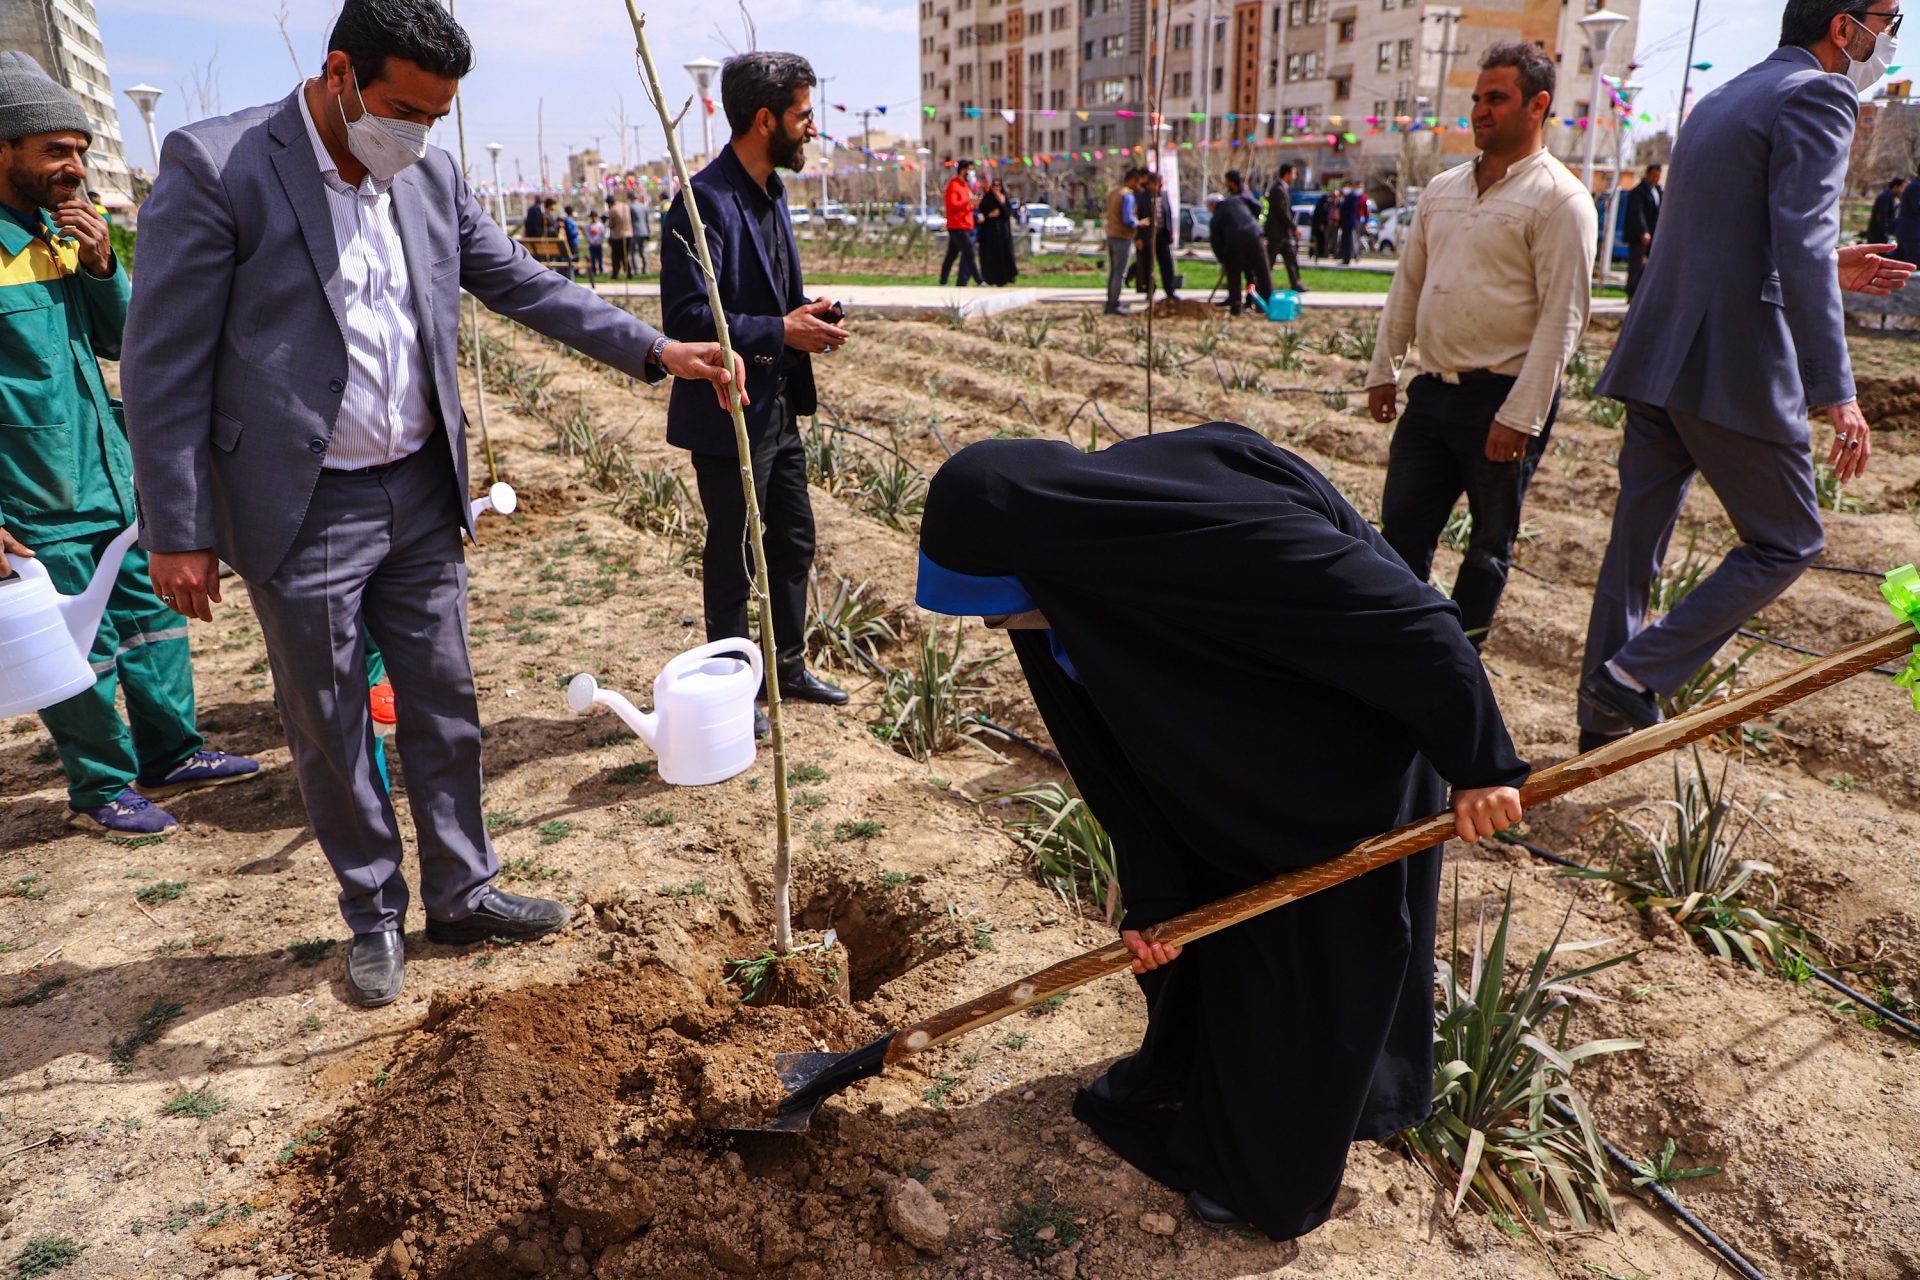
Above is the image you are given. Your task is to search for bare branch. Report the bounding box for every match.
[274,2,304,79]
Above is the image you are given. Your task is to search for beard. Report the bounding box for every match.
[770,124,809,173]
[6,157,79,211]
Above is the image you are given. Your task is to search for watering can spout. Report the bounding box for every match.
[58,524,141,654]
[566,673,661,750]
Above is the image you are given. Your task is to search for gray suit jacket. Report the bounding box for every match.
[1595,47,1856,442]
[123,91,666,581]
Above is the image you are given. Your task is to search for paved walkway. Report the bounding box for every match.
[587,279,1629,319]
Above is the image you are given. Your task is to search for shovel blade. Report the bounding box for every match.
[722,1034,895,1133]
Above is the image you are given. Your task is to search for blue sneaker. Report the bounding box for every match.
[69,787,179,835]
[136,749,261,800]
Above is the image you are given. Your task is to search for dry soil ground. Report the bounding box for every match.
[3,298,1920,1280]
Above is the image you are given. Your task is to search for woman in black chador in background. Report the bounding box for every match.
[915,422,1528,1240]
[975,179,1019,286]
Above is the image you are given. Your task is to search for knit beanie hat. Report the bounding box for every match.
[0,52,93,144]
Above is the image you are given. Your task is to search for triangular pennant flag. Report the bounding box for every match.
[1075,110,1089,121]
[1001,109,1016,123]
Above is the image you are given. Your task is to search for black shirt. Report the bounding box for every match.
[728,149,799,382]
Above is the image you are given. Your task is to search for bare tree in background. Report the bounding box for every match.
[179,49,221,122]
[275,2,306,80]
[610,95,632,174]
[715,0,758,53]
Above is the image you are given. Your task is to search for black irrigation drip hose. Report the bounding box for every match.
[1060,398,1135,442]
[1734,628,1904,678]
[1544,1098,1775,1280]
[1808,563,1888,579]
[968,715,1065,766]
[1500,836,1920,1041]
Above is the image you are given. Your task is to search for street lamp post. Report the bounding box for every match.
[916,146,931,217]
[1577,9,1631,198]
[1599,80,1642,285]
[124,84,163,186]
[684,57,722,166]
[486,141,505,228]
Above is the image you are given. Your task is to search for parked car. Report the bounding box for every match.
[1373,204,1418,255]
[787,205,811,227]
[818,203,860,227]
[1020,203,1075,234]
[888,204,947,230]
[1178,205,1213,242]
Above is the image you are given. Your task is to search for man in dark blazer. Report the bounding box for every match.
[662,52,851,735]
[1623,163,1661,299]
[1577,0,1914,750]
[1263,162,1306,292]
[124,0,740,1007]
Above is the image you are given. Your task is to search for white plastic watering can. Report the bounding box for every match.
[469,482,517,523]
[566,639,763,787]
[0,524,142,719]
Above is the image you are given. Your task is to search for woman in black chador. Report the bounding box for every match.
[916,423,1528,1240]
[975,179,1020,286]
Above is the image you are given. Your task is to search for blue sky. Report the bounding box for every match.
[96,0,923,185]
[92,1,1822,183]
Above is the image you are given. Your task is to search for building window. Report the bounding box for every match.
[1333,75,1351,100]
[1336,16,1354,41]
[1377,42,1391,71]
[1397,37,1413,69]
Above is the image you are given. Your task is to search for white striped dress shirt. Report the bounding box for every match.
[298,85,435,470]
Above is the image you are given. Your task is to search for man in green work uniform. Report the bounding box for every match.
[0,52,255,834]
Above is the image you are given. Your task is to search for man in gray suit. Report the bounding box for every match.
[123,0,742,1006]
[1577,0,1911,750]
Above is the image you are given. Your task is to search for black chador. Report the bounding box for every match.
[916,423,1528,1240]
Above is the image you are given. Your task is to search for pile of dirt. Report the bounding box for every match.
[271,879,972,1280]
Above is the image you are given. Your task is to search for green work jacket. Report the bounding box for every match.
[0,208,133,542]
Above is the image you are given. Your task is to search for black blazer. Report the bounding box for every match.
[1624,181,1661,244]
[662,147,816,453]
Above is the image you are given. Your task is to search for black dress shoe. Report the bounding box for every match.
[1187,1190,1245,1227]
[426,887,572,945]
[754,706,771,739]
[1577,728,1626,755]
[1578,666,1661,732]
[344,931,404,1008]
[778,668,849,706]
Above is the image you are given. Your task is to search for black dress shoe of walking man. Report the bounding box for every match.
[779,668,850,706]
[1187,1190,1246,1227]
[344,930,404,1008]
[1578,666,1662,733]
[426,887,573,945]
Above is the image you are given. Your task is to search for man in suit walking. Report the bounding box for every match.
[662,51,851,740]
[1577,0,1913,750]
[1623,163,1661,300]
[1264,162,1307,292]
[124,0,742,1007]
[1866,174,1904,244]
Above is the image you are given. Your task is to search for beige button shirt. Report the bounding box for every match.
[1364,148,1598,435]
[298,85,436,471]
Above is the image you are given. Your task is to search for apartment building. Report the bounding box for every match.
[919,0,1641,199]
[0,0,134,204]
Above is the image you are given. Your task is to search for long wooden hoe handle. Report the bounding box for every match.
[883,623,1919,1064]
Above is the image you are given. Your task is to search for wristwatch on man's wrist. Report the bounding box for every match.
[649,334,672,371]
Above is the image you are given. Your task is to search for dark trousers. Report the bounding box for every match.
[587,244,604,277]
[1577,401,1823,731]
[1269,229,1305,290]
[1220,240,1274,315]
[1337,225,1358,264]
[690,397,815,677]
[1626,244,1649,299]
[631,235,649,275]
[940,228,980,286]
[1134,232,1177,298]
[247,446,495,935]
[1380,375,1557,647]
[610,238,629,276]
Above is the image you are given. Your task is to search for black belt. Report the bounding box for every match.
[324,448,425,478]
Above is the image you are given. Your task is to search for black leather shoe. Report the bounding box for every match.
[344,930,404,1008]
[1187,1190,1245,1227]
[754,706,771,739]
[1577,728,1626,755]
[1578,666,1662,732]
[778,668,850,706]
[426,887,572,945]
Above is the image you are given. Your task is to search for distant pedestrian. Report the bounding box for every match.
[1867,175,1904,245]
[976,177,1018,286]
[1337,181,1368,264]
[632,192,653,274]
[607,192,632,275]
[1207,190,1272,316]
[586,211,606,278]
[1104,167,1144,314]
[1264,162,1307,292]
[1310,189,1333,260]
[940,158,980,286]
[1895,179,1920,275]
[523,196,547,237]
[1623,163,1661,300]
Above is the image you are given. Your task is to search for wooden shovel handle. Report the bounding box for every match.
[883,623,1919,1065]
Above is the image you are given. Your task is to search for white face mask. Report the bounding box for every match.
[1844,18,1899,95]
[337,71,431,182]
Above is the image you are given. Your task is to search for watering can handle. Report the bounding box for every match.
[8,555,51,586]
[661,637,764,687]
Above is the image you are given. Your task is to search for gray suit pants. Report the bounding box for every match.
[248,447,496,934]
[1578,400,1825,732]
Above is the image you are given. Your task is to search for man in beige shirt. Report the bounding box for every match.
[606,193,632,277]
[1364,42,1597,648]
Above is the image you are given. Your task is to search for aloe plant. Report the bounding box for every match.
[990,781,1121,922]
